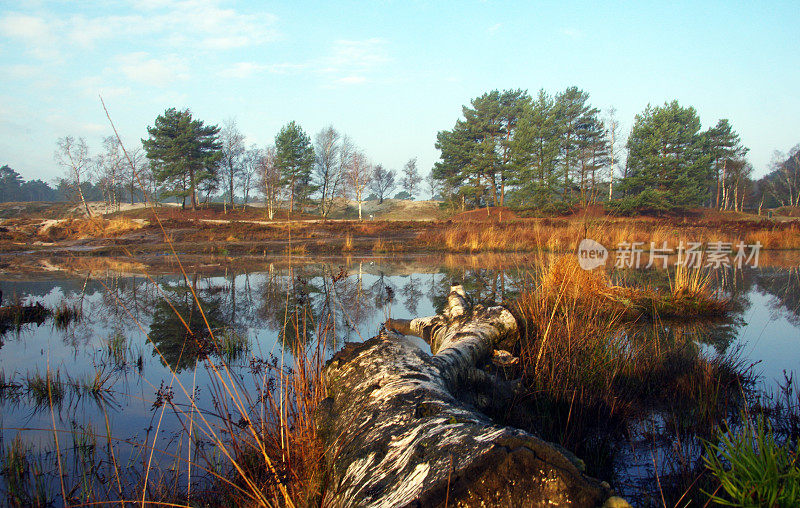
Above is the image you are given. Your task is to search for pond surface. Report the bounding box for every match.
[1,254,799,504]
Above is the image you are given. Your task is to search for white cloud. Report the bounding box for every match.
[318,38,390,85]
[220,61,266,79]
[67,14,145,48]
[325,38,389,70]
[335,76,367,85]
[266,63,307,74]
[561,28,584,39]
[0,12,61,59]
[5,64,41,79]
[219,61,306,79]
[115,52,190,87]
[0,13,52,41]
[75,76,132,99]
[1,1,278,54]
[488,23,502,34]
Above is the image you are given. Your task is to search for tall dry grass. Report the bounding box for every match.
[37,217,144,241]
[512,256,745,452]
[0,101,331,507]
[420,219,800,253]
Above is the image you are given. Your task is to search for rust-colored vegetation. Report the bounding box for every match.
[510,256,743,461]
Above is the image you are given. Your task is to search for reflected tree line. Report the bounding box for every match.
[64,264,524,371]
[2,263,798,369]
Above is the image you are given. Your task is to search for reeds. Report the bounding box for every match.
[25,369,65,407]
[37,217,143,241]
[703,415,800,506]
[53,303,81,330]
[2,434,49,506]
[342,233,354,253]
[512,255,747,492]
[419,219,800,253]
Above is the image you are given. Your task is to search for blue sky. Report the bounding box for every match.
[1,0,798,184]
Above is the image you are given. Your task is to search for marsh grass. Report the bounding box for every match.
[53,303,81,331]
[37,217,143,241]
[420,219,800,253]
[508,255,749,504]
[372,236,389,252]
[215,327,249,363]
[105,331,127,366]
[703,415,800,506]
[0,301,50,335]
[25,369,65,408]
[1,434,49,506]
[342,232,354,253]
[2,305,329,506]
[1,104,332,507]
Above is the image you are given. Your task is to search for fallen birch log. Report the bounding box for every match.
[319,286,614,507]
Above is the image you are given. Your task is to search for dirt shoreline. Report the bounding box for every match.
[2,202,800,271]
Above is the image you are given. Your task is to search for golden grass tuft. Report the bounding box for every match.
[342,233,354,253]
[512,254,746,460]
[37,217,144,240]
[421,218,800,253]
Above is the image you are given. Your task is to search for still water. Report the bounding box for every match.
[0,254,798,503]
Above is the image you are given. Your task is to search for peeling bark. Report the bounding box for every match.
[319,286,611,507]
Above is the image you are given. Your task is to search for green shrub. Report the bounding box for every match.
[703,416,800,507]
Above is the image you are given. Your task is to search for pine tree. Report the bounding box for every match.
[274,121,315,216]
[704,119,749,209]
[553,86,598,200]
[433,89,530,209]
[142,108,221,210]
[511,90,562,206]
[0,165,23,202]
[621,100,712,211]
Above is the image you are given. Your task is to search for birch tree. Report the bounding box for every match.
[314,126,351,219]
[219,118,246,212]
[259,146,283,220]
[345,151,371,220]
[55,135,93,217]
[401,157,422,199]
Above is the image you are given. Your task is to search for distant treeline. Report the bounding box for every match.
[6,88,799,217]
[49,113,425,220]
[0,164,144,205]
[432,87,800,214]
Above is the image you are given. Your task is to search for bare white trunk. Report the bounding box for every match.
[319,286,612,507]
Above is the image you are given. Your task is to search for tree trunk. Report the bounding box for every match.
[189,167,197,211]
[77,184,92,218]
[229,171,235,213]
[318,286,613,507]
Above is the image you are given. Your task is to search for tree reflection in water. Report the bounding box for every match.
[148,274,242,372]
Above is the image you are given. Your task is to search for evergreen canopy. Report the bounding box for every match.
[142,108,222,210]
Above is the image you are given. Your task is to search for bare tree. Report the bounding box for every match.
[401,157,422,199]
[369,164,395,204]
[219,118,246,213]
[95,135,125,212]
[727,161,753,212]
[604,107,621,200]
[345,151,371,220]
[55,136,93,217]
[426,171,439,200]
[767,146,800,207]
[242,145,262,206]
[121,147,148,204]
[314,126,352,219]
[259,146,283,220]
